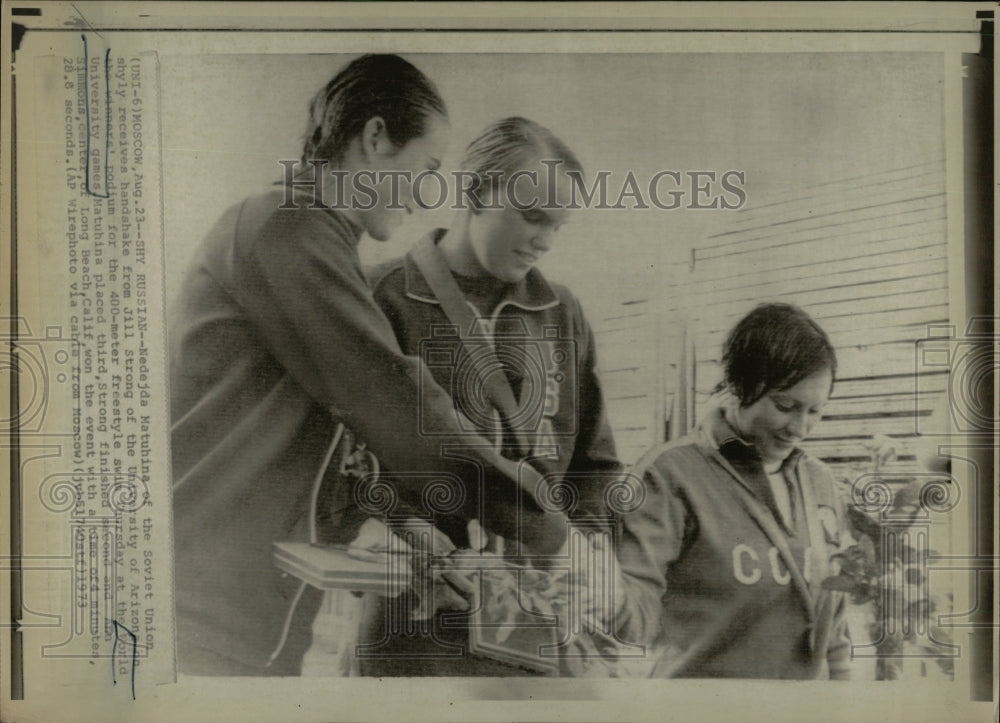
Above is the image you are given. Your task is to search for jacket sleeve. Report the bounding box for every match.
[565,298,624,515]
[231,205,567,554]
[612,459,689,646]
[826,593,852,680]
[809,456,852,680]
[826,468,853,680]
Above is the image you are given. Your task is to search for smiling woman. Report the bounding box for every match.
[722,303,838,471]
[435,116,583,283]
[169,58,569,678]
[612,302,852,680]
[364,117,622,676]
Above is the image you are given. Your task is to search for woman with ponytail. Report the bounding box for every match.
[170,57,568,677]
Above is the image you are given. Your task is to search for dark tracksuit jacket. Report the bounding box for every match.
[369,229,622,529]
[170,188,567,676]
[361,230,623,674]
[615,407,852,679]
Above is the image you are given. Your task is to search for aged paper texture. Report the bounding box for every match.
[2,3,995,722]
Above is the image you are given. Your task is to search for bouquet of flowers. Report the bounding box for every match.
[416,526,648,676]
[821,435,956,680]
[345,519,650,676]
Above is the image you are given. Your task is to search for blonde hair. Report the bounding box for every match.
[459,117,582,204]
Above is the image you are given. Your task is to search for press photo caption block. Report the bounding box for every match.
[10,32,175,702]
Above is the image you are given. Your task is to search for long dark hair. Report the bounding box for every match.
[301,54,447,166]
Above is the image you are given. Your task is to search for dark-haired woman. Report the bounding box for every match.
[613,303,852,679]
[170,55,568,677]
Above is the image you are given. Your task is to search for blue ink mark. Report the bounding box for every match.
[81,33,110,199]
[104,46,111,183]
[111,620,137,700]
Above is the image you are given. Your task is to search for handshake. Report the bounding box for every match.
[347,518,627,630]
[345,517,643,675]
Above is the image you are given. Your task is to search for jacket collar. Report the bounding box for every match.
[702,406,805,471]
[403,229,561,312]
